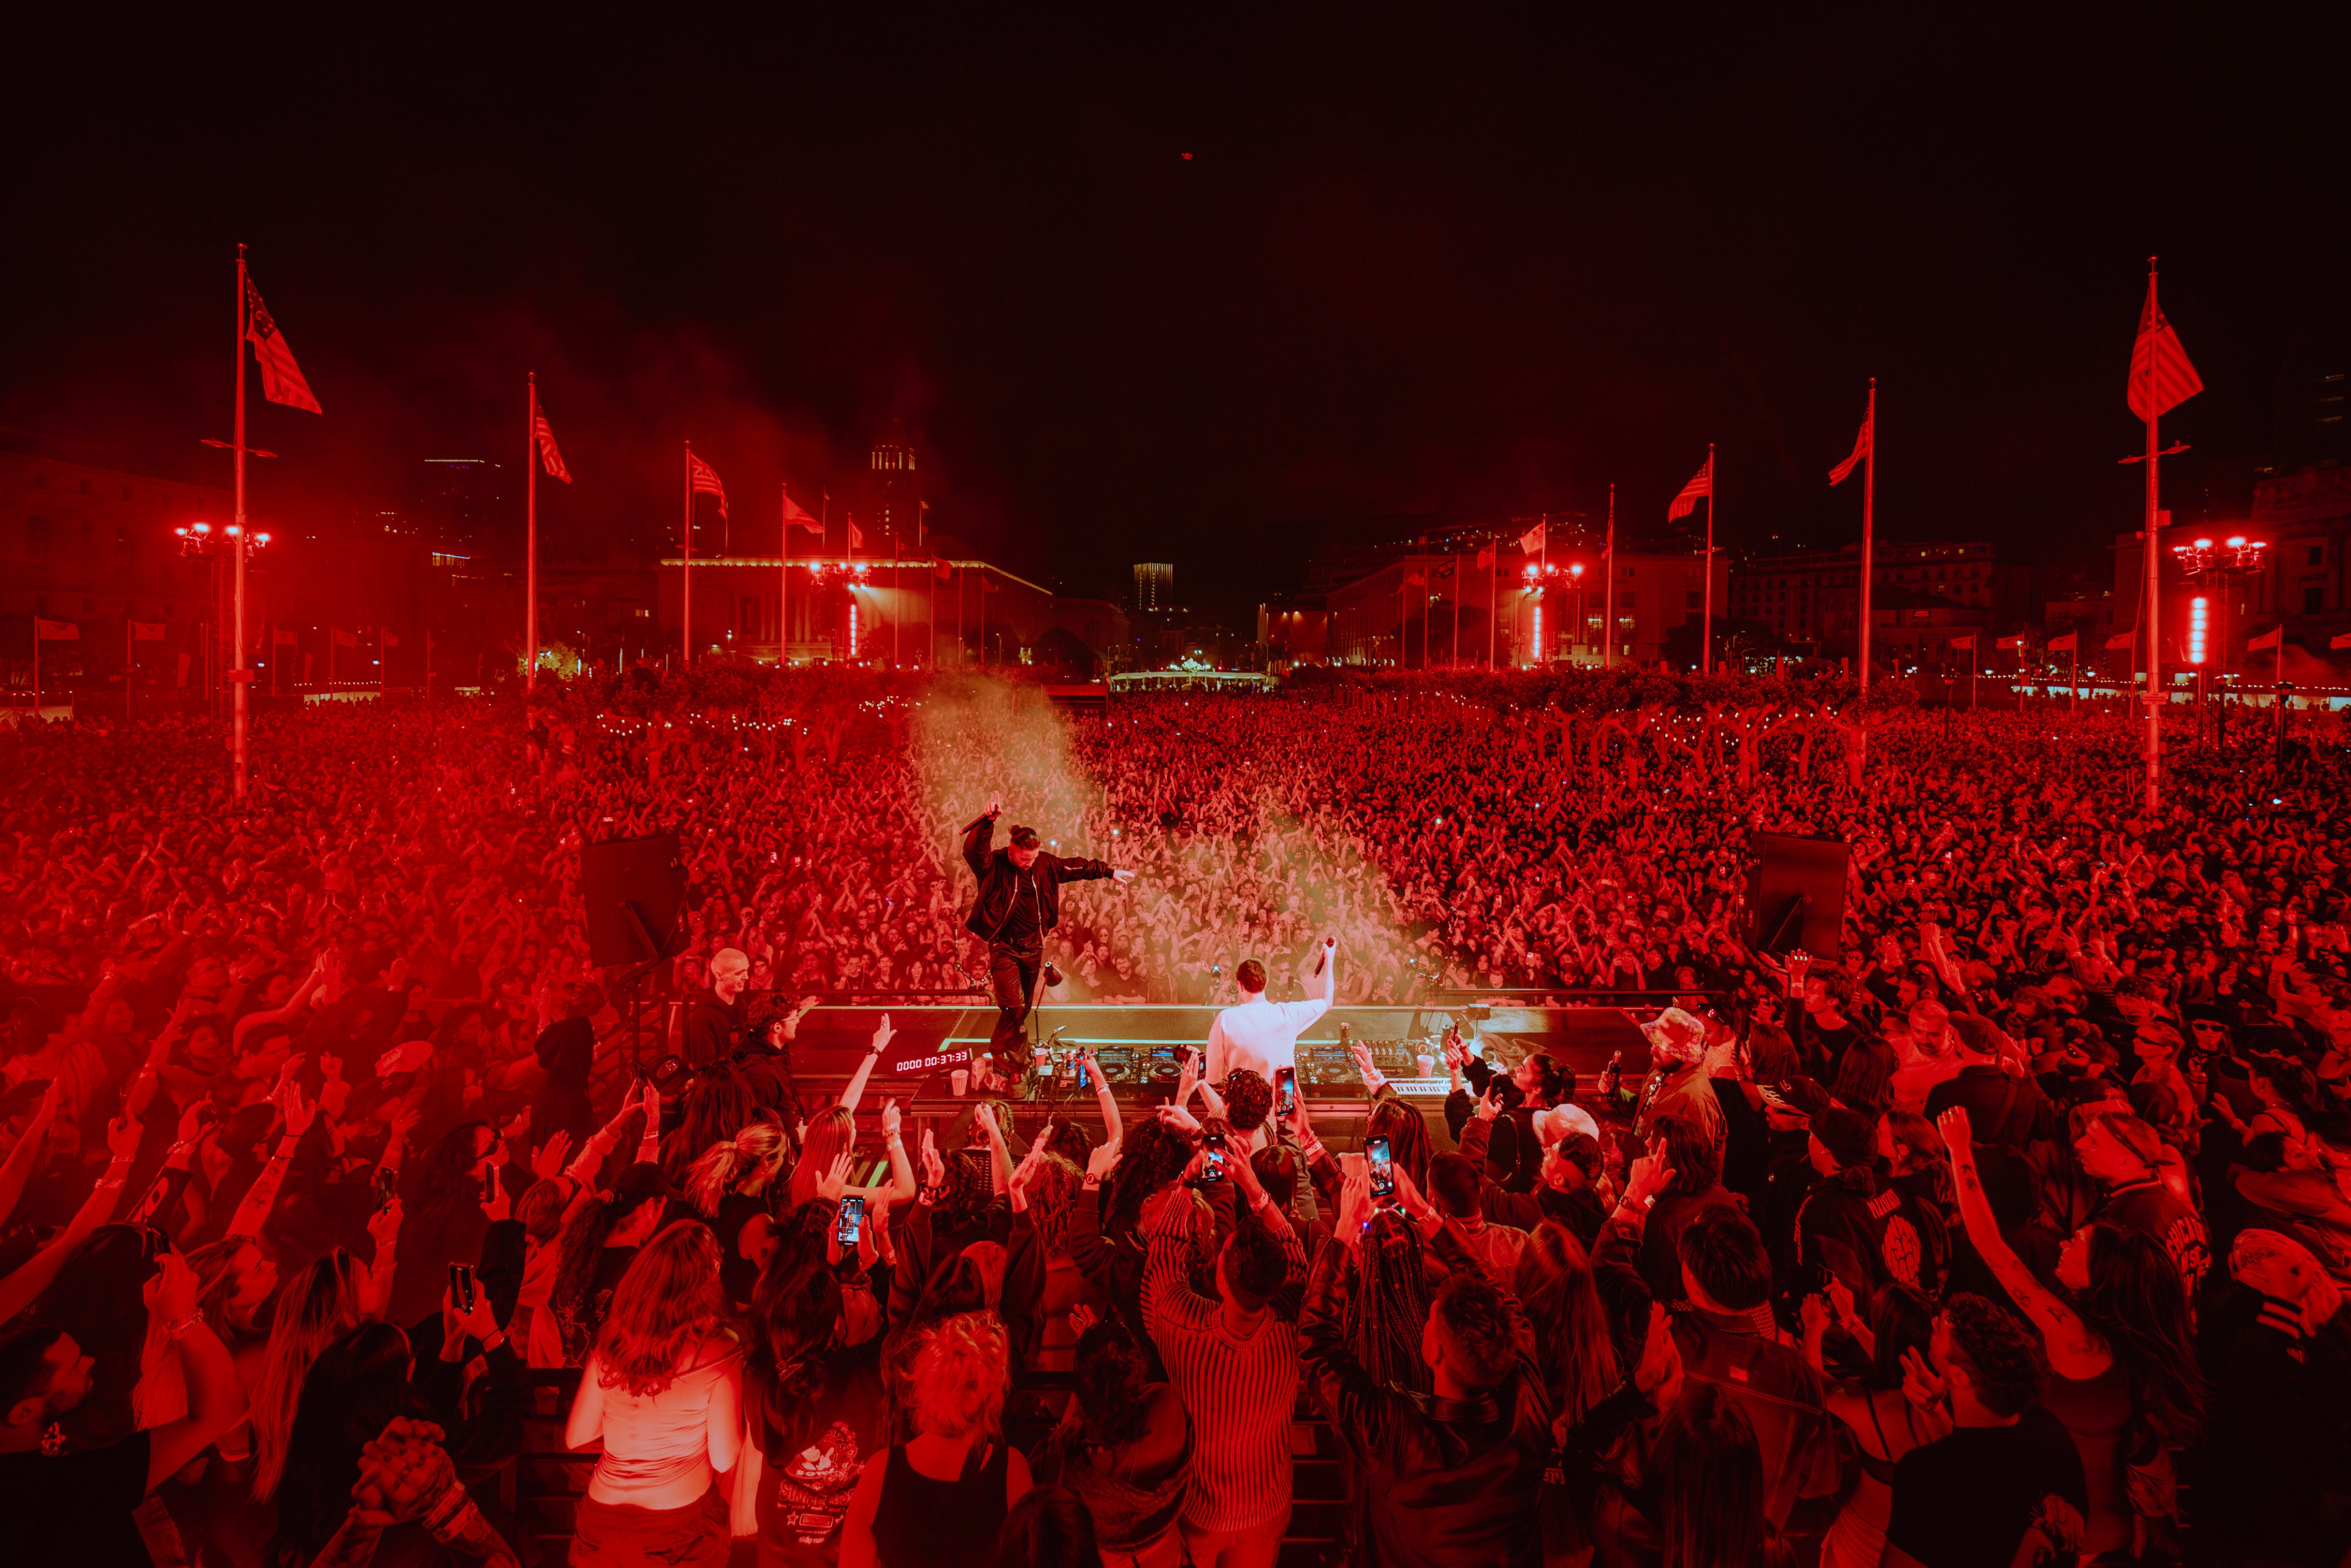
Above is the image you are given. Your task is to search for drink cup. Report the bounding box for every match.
[951,1068,969,1097]
[1416,1052,1437,1079]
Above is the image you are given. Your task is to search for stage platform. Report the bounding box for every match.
[746,1002,1658,1154]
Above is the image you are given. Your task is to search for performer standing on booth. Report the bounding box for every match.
[963,797,1134,1089]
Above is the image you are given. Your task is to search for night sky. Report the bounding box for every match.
[6,9,2346,618]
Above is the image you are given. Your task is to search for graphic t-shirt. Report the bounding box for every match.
[750,1354,888,1566]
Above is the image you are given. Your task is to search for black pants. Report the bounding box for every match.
[987,940,1042,1070]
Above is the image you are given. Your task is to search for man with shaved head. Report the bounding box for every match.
[683,945,752,1068]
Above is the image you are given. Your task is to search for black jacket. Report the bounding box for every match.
[961,815,1115,943]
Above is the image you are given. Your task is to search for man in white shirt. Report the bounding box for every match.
[1206,943,1336,1085]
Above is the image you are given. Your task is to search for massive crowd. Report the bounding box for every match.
[0,666,2346,1568]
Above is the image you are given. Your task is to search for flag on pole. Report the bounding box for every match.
[2127,273,2204,422]
[848,519,864,549]
[1404,571,1427,586]
[1995,634,2025,650]
[34,618,77,640]
[2047,632,2078,652]
[1517,523,1545,555]
[783,486,821,534]
[243,272,322,413]
[331,628,359,649]
[1475,544,1495,568]
[273,628,298,646]
[533,399,571,484]
[1828,407,1872,485]
[129,621,167,641]
[2332,632,2351,650]
[2247,626,2282,651]
[2105,629,2137,650]
[934,558,952,581]
[382,628,400,647]
[1949,634,1977,650]
[687,451,729,521]
[1667,455,1713,520]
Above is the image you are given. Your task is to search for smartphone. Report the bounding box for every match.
[448,1261,476,1313]
[480,1166,500,1205]
[1202,1133,1228,1182]
[1366,1135,1394,1199]
[1074,1055,1091,1092]
[835,1195,865,1248]
[372,1163,399,1208]
[1274,1067,1296,1119]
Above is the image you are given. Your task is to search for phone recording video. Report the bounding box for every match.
[835,1194,865,1248]
[1274,1067,1296,1119]
[1202,1132,1228,1182]
[1366,1135,1395,1199]
[448,1261,476,1313]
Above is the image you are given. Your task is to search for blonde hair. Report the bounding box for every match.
[788,1106,856,1206]
[688,1123,790,1215]
[250,1250,367,1500]
[906,1310,1009,1441]
[593,1221,728,1398]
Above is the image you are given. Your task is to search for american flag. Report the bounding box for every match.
[533,389,571,484]
[1829,407,1871,486]
[1667,454,1712,520]
[2127,272,2203,423]
[243,272,322,413]
[783,484,822,534]
[688,451,728,521]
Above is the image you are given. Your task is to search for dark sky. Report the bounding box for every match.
[6,8,2346,617]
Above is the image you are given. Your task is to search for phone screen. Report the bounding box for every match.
[1202,1133,1227,1182]
[373,1163,399,1207]
[1367,1136,1394,1198]
[448,1261,475,1313]
[1275,1068,1296,1117]
[1075,1058,1090,1090]
[836,1195,865,1247]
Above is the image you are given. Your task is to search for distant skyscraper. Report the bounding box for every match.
[1134,562,1173,611]
[867,428,920,555]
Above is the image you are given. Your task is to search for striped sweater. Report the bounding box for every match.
[1141,1189,1305,1534]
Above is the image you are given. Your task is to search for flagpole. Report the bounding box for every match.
[126,619,134,722]
[682,441,694,667]
[1488,544,1496,668]
[2142,259,2163,816]
[1701,445,1717,676]
[780,484,789,667]
[231,248,250,799]
[1604,484,1616,670]
[1452,553,1462,667]
[1859,380,1876,694]
[525,375,539,691]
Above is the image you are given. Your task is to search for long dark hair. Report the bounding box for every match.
[1364,1097,1435,1190]
[1103,1117,1197,1236]
[554,1181,656,1314]
[2075,1223,2206,1446]
[271,1321,426,1567]
[1859,1282,1936,1392]
[1348,1207,1431,1395]
[1657,1382,1789,1568]
[750,1206,848,1453]
[414,1119,491,1225]
[1069,1319,1153,1450]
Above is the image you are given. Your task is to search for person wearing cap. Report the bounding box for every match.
[1794,1106,1890,1299]
[2205,1228,2351,1568]
[962,797,1134,1088]
[1605,1006,1723,1148]
[1922,1014,2053,1153]
[2072,1111,2209,1294]
[682,947,751,1070]
[2124,1022,2197,1151]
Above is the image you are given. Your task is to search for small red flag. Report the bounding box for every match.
[1995,634,2025,650]
[1475,544,1495,569]
[2332,632,2351,650]
[2105,629,2137,650]
[1949,634,1976,650]
[273,628,298,646]
[1668,455,1712,520]
[331,628,359,648]
[1829,407,1871,486]
[130,621,167,640]
[382,628,400,647]
[2127,271,2203,423]
[2047,632,2078,652]
[35,618,78,640]
[2247,626,2282,651]
[1517,523,1545,555]
[688,451,729,522]
[243,271,322,413]
[1404,571,1426,586]
[934,558,952,581]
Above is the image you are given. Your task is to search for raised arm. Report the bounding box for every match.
[0,1081,62,1232]
[1936,1106,2110,1380]
[838,1015,892,1114]
[962,805,998,878]
[0,1112,145,1325]
[1081,1049,1123,1146]
[230,1068,317,1240]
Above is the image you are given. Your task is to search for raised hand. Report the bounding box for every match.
[1633,1303,1683,1405]
[533,1130,573,1182]
[368,1195,404,1253]
[815,1150,854,1203]
[878,1098,901,1141]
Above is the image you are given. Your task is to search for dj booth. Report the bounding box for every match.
[743,1002,1663,1156]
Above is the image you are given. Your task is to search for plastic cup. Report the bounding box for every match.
[951,1068,969,1097]
[1416,1052,1437,1079]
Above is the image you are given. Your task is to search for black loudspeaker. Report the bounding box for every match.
[581,833,687,967]
[1747,833,1850,958]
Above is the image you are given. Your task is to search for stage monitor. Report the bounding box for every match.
[1747,833,1849,958]
[581,833,686,968]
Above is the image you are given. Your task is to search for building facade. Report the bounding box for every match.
[1727,540,2024,656]
[1324,546,1725,669]
[2110,465,2351,675]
